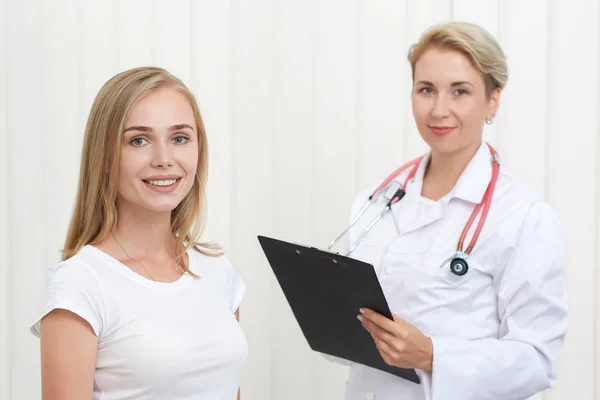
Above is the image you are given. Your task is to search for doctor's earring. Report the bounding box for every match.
[485,117,494,125]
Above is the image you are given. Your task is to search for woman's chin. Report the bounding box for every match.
[124,200,183,215]
[146,202,181,213]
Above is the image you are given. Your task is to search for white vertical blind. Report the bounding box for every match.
[0,0,8,398]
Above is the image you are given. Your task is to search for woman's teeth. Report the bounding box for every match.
[145,179,178,187]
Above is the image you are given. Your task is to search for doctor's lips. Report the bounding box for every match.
[429,126,455,136]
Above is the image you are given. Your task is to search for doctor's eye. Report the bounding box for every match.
[418,87,434,95]
[454,88,469,95]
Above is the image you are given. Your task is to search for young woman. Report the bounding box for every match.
[31,67,247,400]
[339,22,568,399]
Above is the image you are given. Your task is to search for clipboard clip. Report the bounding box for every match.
[293,242,340,256]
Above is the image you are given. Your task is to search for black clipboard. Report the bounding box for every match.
[257,235,420,384]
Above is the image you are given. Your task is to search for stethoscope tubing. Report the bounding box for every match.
[328,143,501,277]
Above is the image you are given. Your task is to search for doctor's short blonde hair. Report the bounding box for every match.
[407,22,508,97]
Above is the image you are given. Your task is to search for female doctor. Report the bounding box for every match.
[340,22,568,400]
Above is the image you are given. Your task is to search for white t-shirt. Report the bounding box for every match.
[30,244,248,400]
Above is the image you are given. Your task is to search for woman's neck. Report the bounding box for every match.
[421,141,481,201]
[112,201,175,260]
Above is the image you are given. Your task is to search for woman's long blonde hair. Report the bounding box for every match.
[62,66,221,275]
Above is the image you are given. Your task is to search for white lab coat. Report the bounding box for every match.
[340,142,568,400]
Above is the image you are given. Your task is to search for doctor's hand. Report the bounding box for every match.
[358,308,433,372]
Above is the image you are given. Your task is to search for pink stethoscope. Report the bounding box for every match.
[328,143,500,276]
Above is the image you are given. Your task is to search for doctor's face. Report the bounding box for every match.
[116,86,199,215]
[411,47,500,156]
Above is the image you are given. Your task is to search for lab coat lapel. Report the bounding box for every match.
[390,178,420,233]
[451,142,493,204]
[393,188,447,235]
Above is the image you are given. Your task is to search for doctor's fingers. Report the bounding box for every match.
[359,310,409,339]
[391,313,412,327]
[373,336,406,368]
[361,317,403,345]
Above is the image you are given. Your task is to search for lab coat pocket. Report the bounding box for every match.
[384,251,468,289]
[380,250,493,336]
[419,251,492,293]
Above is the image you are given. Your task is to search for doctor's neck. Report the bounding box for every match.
[422,140,481,201]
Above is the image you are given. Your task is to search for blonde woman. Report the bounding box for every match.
[31,67,247,400]
[335,22,568,399]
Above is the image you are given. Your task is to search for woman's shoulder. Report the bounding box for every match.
[40,247,111,310]
[187,242,245,309]
[48,246,104,282]
[187,242,237,273]
[31,247,109,338]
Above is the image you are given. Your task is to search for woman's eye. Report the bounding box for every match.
[419,87,433,94]
[455,88,469,95]
[131,137,148,146]
[173,136,190,145]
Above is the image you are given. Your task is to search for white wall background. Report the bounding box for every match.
[0,0,598,399]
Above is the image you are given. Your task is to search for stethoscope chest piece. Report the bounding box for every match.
[449,257,469,276]
[440,251,469,277]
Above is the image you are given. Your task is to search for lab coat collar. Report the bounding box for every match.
[390,141,493,233]
[448,141,493,204]
[407,141,492,204]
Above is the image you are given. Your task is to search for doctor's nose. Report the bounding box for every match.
[151,143,175,168]
[431,95,451,120]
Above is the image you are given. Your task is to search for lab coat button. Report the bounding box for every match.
[366,393,375,400]
[385,265,393,275]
